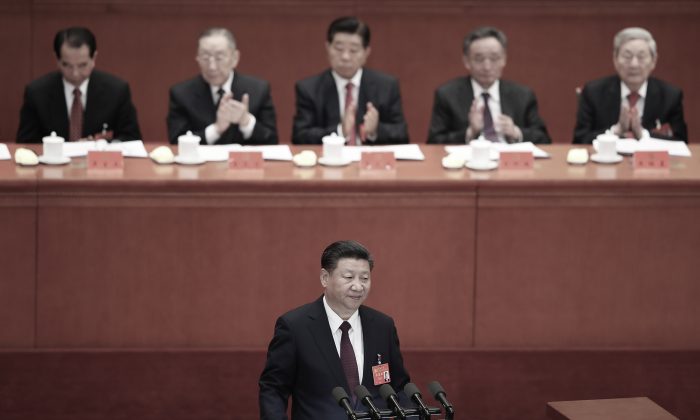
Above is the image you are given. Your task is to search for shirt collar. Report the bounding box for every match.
[620,80,648,99]
[210,71,234,96]
[332,68,363,89]
[323,295,360,332]
[471,78,500,103]
[63,78,89,99]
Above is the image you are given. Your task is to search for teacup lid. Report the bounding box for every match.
[470,137,491,147]
[178,130,201,143]
[43,131,65,143]
[321,132,345,144]
[596,130,619,140]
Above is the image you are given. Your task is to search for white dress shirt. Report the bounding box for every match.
[204,71,256,144]
[323,295,364,383]
[331,69,363,144]
[63,78,89,119]
[615,80,650,138]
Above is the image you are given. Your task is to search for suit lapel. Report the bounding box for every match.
[307,298,347,390]
[605,77,622,126]
[84,72,104,137]
[49,75,70,137]
[499,81,514,118]
[358,306,377,388]
[195,75,217,118]
[642,78,661,128]
[463,77,476,113]
[322,71,341,126]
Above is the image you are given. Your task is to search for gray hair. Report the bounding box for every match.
[463,26,507,55]
[614,27,656,58]
[199,27,237,51]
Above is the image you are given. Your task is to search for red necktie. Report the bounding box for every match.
[344,82,357,145]
[625,91,640,138]
[69,88,83,141]
[339,321,360,400]
[481,92,498,141]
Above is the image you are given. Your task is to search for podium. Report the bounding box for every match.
[547,397,678,420]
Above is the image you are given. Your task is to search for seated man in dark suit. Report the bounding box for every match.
[292,17,409,145]
[167,27,277,145]
[17,27,141,143]
[574,27,687,144]
[428,26,550,144]
[259,240,411,420]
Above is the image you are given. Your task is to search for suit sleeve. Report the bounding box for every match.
[292,82,338,144]
[246,81,278,144]
[519,91,551,144]
[573,84,606,144]
[427,88,466,144]
[374,78,409,144]
[259,317,296,420]
[388,322,410,391]
[112,83,141,141]
[16,86,43,143]
[167,87,206,145]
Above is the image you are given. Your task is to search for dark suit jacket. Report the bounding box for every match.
[427,76,550,144]
[292,68,409,144]
[17,70,141,143]
[573,75,688,144]
[167,73,277,145]
[259,296,411,420]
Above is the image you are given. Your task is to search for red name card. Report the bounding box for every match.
[87,151,123,169]
[229,151,264,169]
[499,151,533,169]
[360,151,396,170]
[634,150,669,169]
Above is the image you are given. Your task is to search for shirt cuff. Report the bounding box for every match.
[238,114,256,140]
[205,124,221,145]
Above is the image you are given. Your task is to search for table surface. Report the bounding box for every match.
[2,144,700,188]
[547,397,679,420]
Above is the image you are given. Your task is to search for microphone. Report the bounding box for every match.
[404,382,432,419]
[354,385,382,420]
[332,386,358,420]
[427,381,455,418]
[378,384,407,419]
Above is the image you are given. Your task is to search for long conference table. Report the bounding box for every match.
[2,143,699,351]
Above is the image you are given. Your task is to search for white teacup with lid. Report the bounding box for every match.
[42,131,65,161]
[321,133,346,163]
[469,138,492,164]
[593,132,619,158]
[177,131,202,162]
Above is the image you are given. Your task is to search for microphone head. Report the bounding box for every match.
[427,381,446,398]
[354,385,372,401]
[378,383,397,401]
[332,386,350,404]
[403,382,422,398]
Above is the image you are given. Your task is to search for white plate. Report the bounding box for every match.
[38,155,71,165]
[465,159,498,171]
[591,153,623,164]
[174,155,206,165]
[318,156,352,167]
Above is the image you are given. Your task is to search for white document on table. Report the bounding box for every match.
[445,142,549,160]
[199,144,293,161]
[0,143,10,160]
[343,144,425,162]
[62,140,148,158]
[611,137,691,157]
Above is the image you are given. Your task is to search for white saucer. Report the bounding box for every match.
[466,159,498,171]
[38,155,71,165]
[174,155,206,165]
[318,156,352,167]
[591,153,623,164]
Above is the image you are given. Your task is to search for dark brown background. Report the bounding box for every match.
[1,0,698,144]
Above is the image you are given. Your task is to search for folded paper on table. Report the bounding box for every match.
[0,143,10,160]
[199,144,293,161]
[609,137,691,157]
[63,140,148,158]
[445,142,549,160]
[344,144,425,162]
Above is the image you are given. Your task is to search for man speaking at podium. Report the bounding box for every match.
[259,240,410,419]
